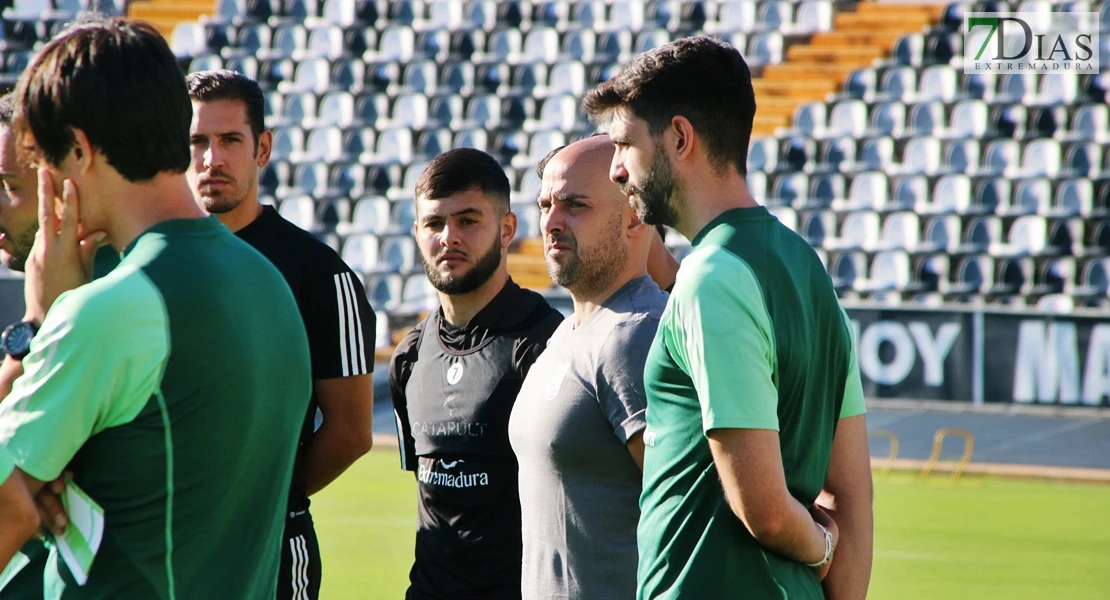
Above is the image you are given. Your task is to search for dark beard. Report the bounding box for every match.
[421,236,503,295]
[622,150,680,228]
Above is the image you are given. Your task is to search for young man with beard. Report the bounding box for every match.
[389,148,563,600]
[585,36,874,600]
[508,135,667,600]
[0,17,310,598]
[186,70,375,600]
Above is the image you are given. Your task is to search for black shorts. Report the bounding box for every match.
[276,510,321,600]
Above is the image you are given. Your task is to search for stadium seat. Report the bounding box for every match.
[390,200,417,234]
[943,139,980,173]
[1048,179,1092,218]
[378,236,418,273]
[330,163,365,198]
[1066,104,1109,142]
[790,103,826,139]
[1004,178,1050,217]
[830,212,880,252]
[979,139,1020,177]
[869,102,906,138]
[278,195,317,231]
[899,137,941,175]
[948,255,994,296]
[908,102,945,137]
[316,92,355,128]
[921,215,962,254]
[830,251,866,291]
[573,1,607,28]
[524,27,560,63]
[1021,139,1062,178]
[827,101,868,138]
[1036,294,1075,313]
[1077,258,1110,297]
[891,33,924,67]
[401,275,438,312]
[876,66,916,102]
[947,100,989,139]
[795,1,833,33]
[833,171,887,212]
[634,28,671,54]
[748,32,784,66]
[769,172,807,208]
[807,173,844,210]
[368,273,404,311]
[842,68,877,102]
[820,137,855,171]
[801,211,836,247]
[343,196,391,235]
[859,251,915,293]
[876,212,920,252]
[341,234,381,274]
[376,128,414,164]
[607,0,646,31]
[917,65,958,103]
[748,137,779,173]
[303,127,344,162]
[780,137,814,173]
[759,1,794,31]
[858,137,895,171]
[1064,142,1103,178]
[919,174,966,215]
[893,175,929,211]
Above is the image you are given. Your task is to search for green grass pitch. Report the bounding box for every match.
[312,450,1110,599]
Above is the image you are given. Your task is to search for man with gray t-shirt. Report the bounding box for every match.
[509,136,668,599]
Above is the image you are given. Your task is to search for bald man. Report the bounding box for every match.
[508,136,668,600]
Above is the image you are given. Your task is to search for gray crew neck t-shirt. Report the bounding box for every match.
[508,275,667,600]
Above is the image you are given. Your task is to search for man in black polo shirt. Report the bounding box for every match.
[185,70,376,600]
[390,148,563,600]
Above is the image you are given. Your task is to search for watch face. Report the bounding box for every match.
[1,322,35,356]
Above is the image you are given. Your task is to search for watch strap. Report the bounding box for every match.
[806,522,834,569]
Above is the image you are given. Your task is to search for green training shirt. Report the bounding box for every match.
[637,207,866,600]
[0,217,311,599]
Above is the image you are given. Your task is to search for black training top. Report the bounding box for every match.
[237,205,376,514]
[390,279,563,600]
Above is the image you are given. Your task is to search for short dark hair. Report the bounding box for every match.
[14,16,191,181]
[186,69,267,148]
[0,93,14,127]
[583,35,756,176]
[415,148,511,215]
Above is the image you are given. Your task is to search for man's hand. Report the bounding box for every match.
[811,504,839,581]
[34,474,68,537]
[23,169,105,323]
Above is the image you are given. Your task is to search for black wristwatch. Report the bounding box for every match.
[1,321,39,360]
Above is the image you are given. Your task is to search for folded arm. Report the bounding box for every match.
[817,414,873,600]
[708,428,831,565]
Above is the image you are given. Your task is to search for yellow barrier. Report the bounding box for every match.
[868,430,900,475]
[922,428,975,481]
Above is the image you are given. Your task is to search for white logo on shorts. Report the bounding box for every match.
[545,361,571,400]
[446,362,464,385]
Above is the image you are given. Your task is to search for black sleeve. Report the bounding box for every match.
[513,305,564,380]
[301,251,377,379]
[389,322,423,471]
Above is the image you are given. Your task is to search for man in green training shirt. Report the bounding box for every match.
[0,17,311,599]
[585,36,874,600]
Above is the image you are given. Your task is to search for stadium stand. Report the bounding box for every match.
[0,0,1106,363]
